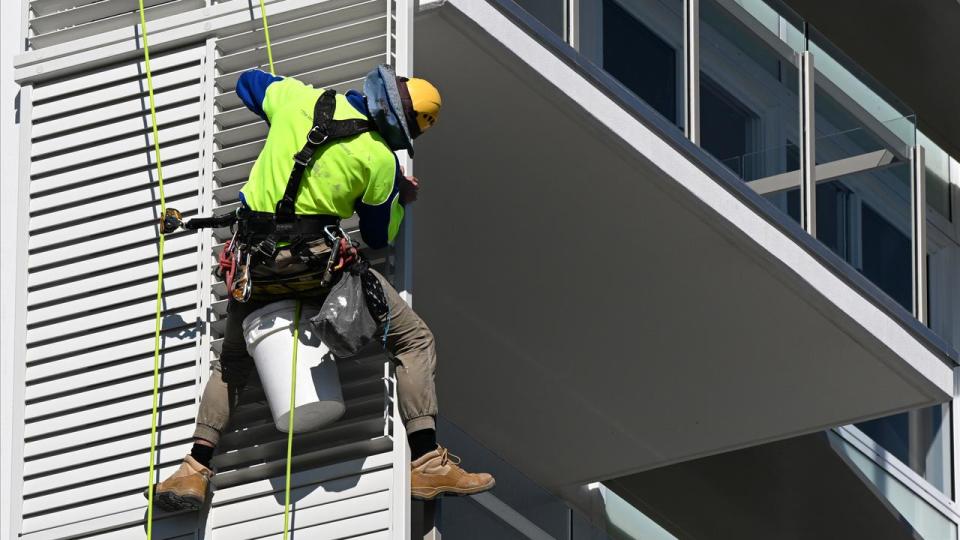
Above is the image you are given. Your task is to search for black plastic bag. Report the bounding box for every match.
[310,265,384,357]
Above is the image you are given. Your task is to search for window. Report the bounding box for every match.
[701,76,756,176]
[600,0,681,128]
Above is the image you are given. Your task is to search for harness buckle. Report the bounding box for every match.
[307,125,328,146]
[256,236,278,259]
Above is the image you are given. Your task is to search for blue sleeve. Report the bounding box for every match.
[356,156,402,250]
[236,69,283,122]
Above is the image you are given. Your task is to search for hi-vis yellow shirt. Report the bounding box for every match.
[236,69,404,249]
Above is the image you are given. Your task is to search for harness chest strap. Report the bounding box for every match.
[162,89,372,237]
[274,89,373,220]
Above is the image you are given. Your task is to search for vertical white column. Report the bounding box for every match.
[3,83,31,540]
[392,1,414,539]
[0,2,23,537]
[683,0,699,144]
[798,51,816,235]
[912,144,928,325]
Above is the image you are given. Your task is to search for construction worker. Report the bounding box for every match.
[145,66,495,511]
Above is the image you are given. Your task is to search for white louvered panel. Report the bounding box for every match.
[28,140,199,199]
[30,181,200,242]
[27,233,196,288]
[27,198,199,256]
[27,251,197,308]
[24,383,195,441]
[215,63,376,112]
[214,0,382,57]
[30,46,203,101]
[20,460,188,534]
[32,100,201,157]
[23,442,194,501]
[19,45,208,539]
[28,158,201,215]
[20,509,198,540]
[201,3,401,535]
[28,0,205,49]
[25,346,197,401]
[214,492,391,539]
[23,415,196,475]
[30,121,201,179]
[26,289,197,345]
[31,57,202,120]
[25,305,200,364]
[25,359,196,421]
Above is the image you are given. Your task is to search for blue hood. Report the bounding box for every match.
[363,64,415,156]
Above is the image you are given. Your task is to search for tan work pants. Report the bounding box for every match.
[193,253,437,445]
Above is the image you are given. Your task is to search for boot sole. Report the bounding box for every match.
[411,478,496,501]
[157,491,203,512]
[144,487,203,512]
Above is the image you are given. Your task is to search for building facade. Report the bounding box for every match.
[2,0,959,538]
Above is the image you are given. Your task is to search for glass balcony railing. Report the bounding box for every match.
[506,0,958,335]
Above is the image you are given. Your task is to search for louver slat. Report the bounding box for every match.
[19,46,206,538]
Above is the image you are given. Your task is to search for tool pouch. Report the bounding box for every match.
[309,262,380,358]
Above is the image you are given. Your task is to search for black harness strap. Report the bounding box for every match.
[275,89,372,220]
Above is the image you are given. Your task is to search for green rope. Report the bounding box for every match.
[283,300,302,539]
[137,0,166,538]
[254,5,294,534]
[258,0,276,75]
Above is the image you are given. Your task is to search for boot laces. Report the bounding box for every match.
[438,447,461,467]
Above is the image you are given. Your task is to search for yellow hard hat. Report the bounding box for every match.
[403,77,442,135]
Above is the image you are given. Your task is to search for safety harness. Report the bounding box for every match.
[164,89,374,300]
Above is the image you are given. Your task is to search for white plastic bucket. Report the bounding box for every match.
[242,299,345,433]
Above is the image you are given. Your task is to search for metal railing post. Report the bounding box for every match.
[683,0,699,144]
[798,50,816,235]
[564,0,579,49]
[911,144,928,325]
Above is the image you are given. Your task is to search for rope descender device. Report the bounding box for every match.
[160,208,183,234]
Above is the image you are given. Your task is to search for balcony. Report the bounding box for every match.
[411,0,958,492]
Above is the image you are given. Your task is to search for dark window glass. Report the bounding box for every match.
[857,413,910,465]
[701,77,754,170]
[514,0,565,37]
[861,202,911,310]
[602,0,678,126]
[786,182,846,253]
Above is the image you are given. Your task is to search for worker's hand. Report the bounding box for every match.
[334,237,360,271]
[400,175,420,205]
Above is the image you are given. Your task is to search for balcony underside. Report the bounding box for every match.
[413,0,954,490]
[604,432,919,540]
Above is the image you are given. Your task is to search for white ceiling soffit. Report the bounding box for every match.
[411,0,956,489]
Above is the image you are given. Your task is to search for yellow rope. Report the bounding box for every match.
[258,0,276,75]
[253,5,294,534]
[137,1,166,538]
[139,2,277,536]
[283,300,302,539]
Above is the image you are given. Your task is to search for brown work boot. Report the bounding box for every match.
[143,455,212,512]
[410,446,496,500]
